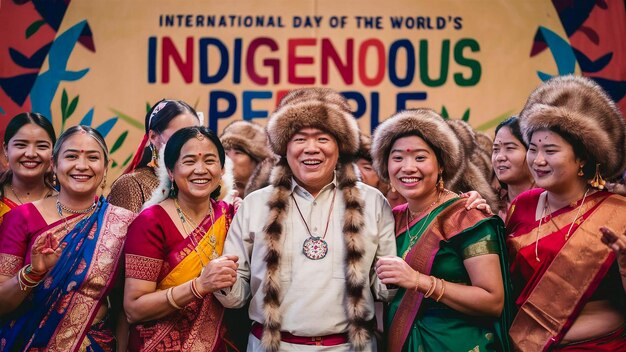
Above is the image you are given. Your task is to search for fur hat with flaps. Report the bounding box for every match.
[261,88,370,351]
[519,75,626,180]
[266,88,359,158]
[220,120,273,162]
[371,109,465,187]
[446,119,499,211]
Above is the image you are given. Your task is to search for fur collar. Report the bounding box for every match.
[260,160,370,351]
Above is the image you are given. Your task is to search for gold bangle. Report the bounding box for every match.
[424,276,437,298]
[166,287,183,309]
[190,279,204,299]
[17,267,39,291]
[435,279,446,302]
[414,271,420,292]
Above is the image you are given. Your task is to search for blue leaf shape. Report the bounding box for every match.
[95,117,118,138]
[537,71,553,82]
[8,43,52,69]
[79,108,94,126]
[573,48,613,73]
[535,27,576,80]
[30,21,87,120]
[62,68,89,81]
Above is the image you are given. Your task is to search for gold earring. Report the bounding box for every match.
[437,173,444,191]
[101,174,107,190]
[148,144,158,168]
[390,186,396,193]
[588,163,606,190]
[577,164,584,177]
[52,173,57,187]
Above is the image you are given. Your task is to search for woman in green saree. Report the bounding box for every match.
[372,109,513,351]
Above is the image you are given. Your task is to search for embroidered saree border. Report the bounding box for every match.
[388,199,488,352]
[509,195,626,351]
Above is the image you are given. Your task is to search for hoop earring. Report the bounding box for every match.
[588,163,606,190]
[577,164,584,177]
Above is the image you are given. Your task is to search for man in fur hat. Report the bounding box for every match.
[215,88,396,351]
[220,120,276,198]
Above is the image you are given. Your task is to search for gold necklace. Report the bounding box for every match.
[534,188,590,262]
[401,191,446,259]
[9,184,52,205]
[174,199,218,262]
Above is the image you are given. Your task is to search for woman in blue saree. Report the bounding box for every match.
[0,126,135,351]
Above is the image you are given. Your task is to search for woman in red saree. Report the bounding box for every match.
[507,75,626,351]
[124,126,238,351]
[0,126,135,351]
[0,113,57,224]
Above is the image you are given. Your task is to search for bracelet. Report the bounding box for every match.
[423,276,437,298]
[24,264,46,281]
[17,267,40,291]
[166,287,183,309]
[413,271,420,292]
[190,279,205,299]
[435,279,446,302]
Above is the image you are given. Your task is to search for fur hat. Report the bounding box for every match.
[220,120,272,162]
[266,88,359,158]
[446,119,499,210]
[371,109,465,187]
[243,156,277,197]
[519,75,626,180]
[261,88,370,351]
[356,133,373,162]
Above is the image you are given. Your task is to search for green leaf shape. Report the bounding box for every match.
[441,106,449,119]
[110,108,144,130]
[66,95,79,121]
[111,160,118,168]
[26,20,46,39]
[461,109,470,122]
[110,131,128,154]
[475,110,515,132]
[146,102,152,113]
[61,89,68,120]
[122,153,134,167]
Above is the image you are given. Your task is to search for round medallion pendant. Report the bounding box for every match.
[302,237,328,260]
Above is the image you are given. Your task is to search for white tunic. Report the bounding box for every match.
[215,178,396,350]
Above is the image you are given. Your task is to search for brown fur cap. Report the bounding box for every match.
[519,75,626,179]
[371,109,465,187]
[220,120,272,162]
[267,88,359,158]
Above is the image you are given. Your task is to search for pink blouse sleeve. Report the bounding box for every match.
[0,205,35,276]
[124,206,168,282]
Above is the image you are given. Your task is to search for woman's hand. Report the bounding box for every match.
[460,191,492,215]
[375,256,418,290]
[30,232,66,274]
[600,226,626,269]
[196,255,239,295]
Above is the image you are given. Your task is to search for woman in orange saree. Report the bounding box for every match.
[507,75,626,351]
[124,126,238,351]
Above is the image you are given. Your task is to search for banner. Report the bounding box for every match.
[1,0,625,178]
